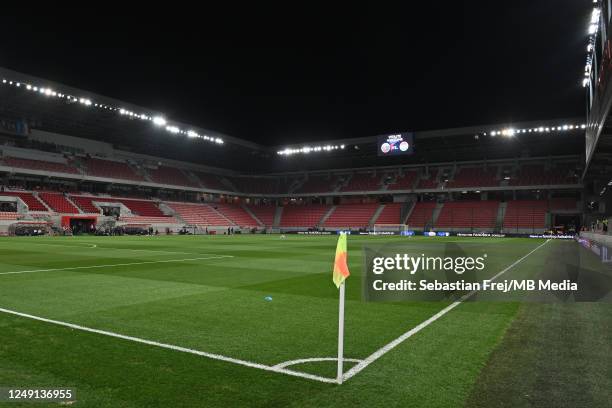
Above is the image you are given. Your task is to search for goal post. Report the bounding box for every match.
[372,224,408,234]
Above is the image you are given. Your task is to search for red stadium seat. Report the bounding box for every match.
[193,172,230,191]
[247,205,276,227]
[435,201,499,229]
[324,203,379,228]
[0,192,48,211]
[38,192,79,213]
[214,203,260,227]
[388,171,418,190]
[446,167,498,188]
[295,176,338,194]
[417,170,440,189]
[503,200,547,230]
[3,156,79,175]
[71,196,168,217]
[279,204,331,227]
[168,203,232,226]
[375,203,402,224]
[147,166,198,187]
[340,173,382,192]
[406,202,437,228]
[84,157,144,181]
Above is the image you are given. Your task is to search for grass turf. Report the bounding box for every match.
[0,234,609,407]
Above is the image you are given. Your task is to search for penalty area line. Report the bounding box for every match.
[342,239,551,382]
[0,255,234,276]
[0,307,338,384]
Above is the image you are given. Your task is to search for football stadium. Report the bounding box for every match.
[0,4,611,408]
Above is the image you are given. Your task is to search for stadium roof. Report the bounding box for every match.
[0,66,586,173]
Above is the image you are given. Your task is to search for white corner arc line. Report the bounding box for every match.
[0,256,234,276]
[274,357,362,369]
[342,239,551,382]
[0,307,337,384]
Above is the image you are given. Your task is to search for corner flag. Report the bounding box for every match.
[333,232,350,384]
[333,233,350,288]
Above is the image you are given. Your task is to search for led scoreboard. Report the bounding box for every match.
[377,132,414,156]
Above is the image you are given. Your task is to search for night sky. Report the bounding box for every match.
[0,2,592,146]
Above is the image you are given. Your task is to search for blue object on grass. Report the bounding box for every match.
[264,296,273,301]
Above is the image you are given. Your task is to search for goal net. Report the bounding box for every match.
[372,224,409,234]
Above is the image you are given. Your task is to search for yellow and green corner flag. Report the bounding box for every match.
[333,233,350,288]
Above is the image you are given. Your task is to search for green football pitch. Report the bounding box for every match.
[0,234,609,407]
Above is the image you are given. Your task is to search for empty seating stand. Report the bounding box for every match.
[119,215,178,224]
[168,203,232,226]
[71,196,167,217]
[227,177,279,194]
[3,156,79,175]
[416,170,440,189]
[295,176,337,194]
[147,166,198,187]
[0,191,47,211]
[70,195,102,213]
[435,201,499,230]
[214,203,260,227]
[324,203,379,228]
[375,203,402,224]
[446,167,498,188]
[279,205,330,227]
[247,205,276,226]
[509,165,578,186]
[406,202,437,228]
[340,174,382,192]
[38,192,79,213]
[503,200,547,232]
[84,157,144,181]
[388,171,418,190]
[194,172,230,191]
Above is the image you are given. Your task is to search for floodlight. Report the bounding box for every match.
[153,116,167,126]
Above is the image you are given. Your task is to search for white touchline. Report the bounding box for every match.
[341,239,551,382]
[0,241,213,255]
[0,256,234,276]
[0,307,337,384]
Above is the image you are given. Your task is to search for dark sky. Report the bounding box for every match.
[0,2,592,146]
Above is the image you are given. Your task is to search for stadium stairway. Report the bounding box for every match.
[32,192,54,212]
[214,204,259,227]
[431,203,444,228]
[319,205,337,227]
[242,205,265,227]
[496,202,507,231]
[158,202,184,222]
[273,207,283,228]
[368,205,386,227]
[401,200,415,224]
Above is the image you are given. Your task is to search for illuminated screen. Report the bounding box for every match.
[377,133,414,156]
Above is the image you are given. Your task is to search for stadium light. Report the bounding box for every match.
[0,74,224,145]
[277,143,345,155]
[152,116,167,126]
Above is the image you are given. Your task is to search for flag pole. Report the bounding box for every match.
[337,280,345,384]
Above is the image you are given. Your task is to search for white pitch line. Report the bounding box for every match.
[342,239,551,382]
[274,357,362,369]
[0,241,204,255]
[0,256,234,276]
[0,307,336,384]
